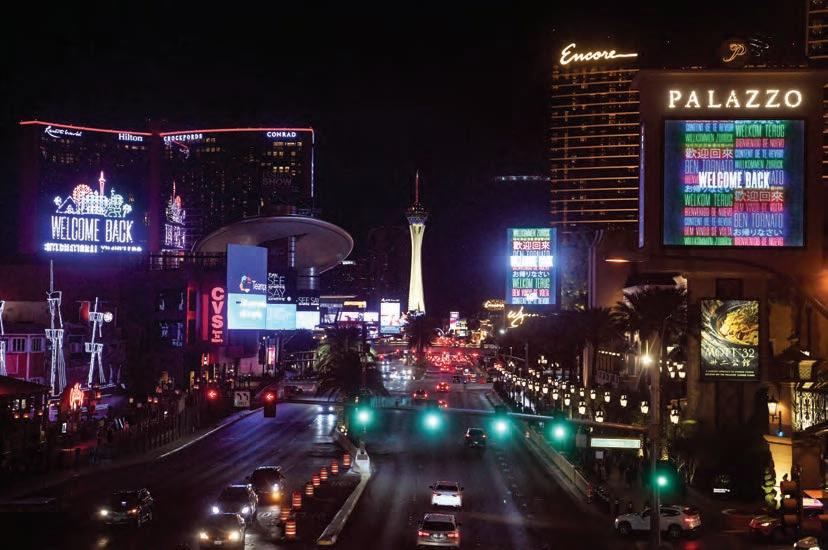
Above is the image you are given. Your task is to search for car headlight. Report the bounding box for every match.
[318,405,324,412]
[199,531,209,540]
[228,530,241,542]
[99,509,109,517]
[211,505,220,514]
[241,506,250,515]
[328,405,334,412]
[127,508,139,515]
[272,484,281,494]
[760,521,771,527]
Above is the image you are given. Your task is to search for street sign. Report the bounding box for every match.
[233,390,251,408]
[589,437,642,449]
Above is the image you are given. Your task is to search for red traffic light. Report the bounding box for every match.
[207,389,218,400]
[264,392,276,403]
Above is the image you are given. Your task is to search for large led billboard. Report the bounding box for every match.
[296,310,320,330]
[663,120,804,247]
[34,124,149,255]
[266,304,297,330]
[226,244,267,330]
[506,228,557,307]
[380,299,403,335]
[700,299,759,380]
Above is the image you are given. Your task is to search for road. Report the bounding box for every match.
[4,403,343,550]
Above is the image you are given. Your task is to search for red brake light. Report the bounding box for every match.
[418,530,428,537]
[447,531,459,538]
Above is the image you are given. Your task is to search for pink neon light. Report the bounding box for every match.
[157,127,314,137]
[19,120,152,136]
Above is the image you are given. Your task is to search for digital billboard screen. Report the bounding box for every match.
[266,304,297,330]
[36,125,149,254]
[506,228,556,307]
[226,244,267,330]
[296,310,320,330]
[700,299,759,380]
[663,120,804,247]
[380,299,403,334]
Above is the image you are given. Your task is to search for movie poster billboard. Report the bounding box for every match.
[663,120,804,247]
[700,299,760,380]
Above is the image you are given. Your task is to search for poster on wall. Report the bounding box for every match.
[663,120,805,247]
[506,228,557,307]
[226,244,267,330]
[700,299,760,380]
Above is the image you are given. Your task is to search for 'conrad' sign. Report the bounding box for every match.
[667,88,803,110]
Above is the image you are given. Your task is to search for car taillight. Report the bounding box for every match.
[447,531,459,538]
[418,530,429,537]
[432,492,439,497]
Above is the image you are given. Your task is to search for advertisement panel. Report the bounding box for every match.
[663,120,805,247]
[449,311,459,332]
[700,299,759,380]
[380,299,402,334]
[296,310,320,330]
[506,228,557,307]
[266,304,297,330]
[226,244,267,330]
[163,181,187,251]
[267,271,295,304]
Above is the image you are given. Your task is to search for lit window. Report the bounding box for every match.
[11,338,26,353]
[31,338,43,352]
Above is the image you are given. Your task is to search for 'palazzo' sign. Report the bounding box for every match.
[667,89,803,110]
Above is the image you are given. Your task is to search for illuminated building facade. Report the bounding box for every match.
[549,43,640,231]
[807,0,828,61]
[406,173,427,314]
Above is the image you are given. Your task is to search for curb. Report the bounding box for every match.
[155,407,261,460]
[317,425,373,545]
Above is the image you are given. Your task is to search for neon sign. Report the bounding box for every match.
[45,171,142,254]
[163,181,186,250]
[209,287,225,344]
[162,133,203,143]
[266,131,297,139]
[44,125,82,139]
[506,306,540,328]
[667,89,803,110]
[69,382,84,411]
[506,228,557,306]
[118,132,143,142]
[559,43,637,65]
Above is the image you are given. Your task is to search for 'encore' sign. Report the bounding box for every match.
[667,89,803,110]
[559,43,638,65]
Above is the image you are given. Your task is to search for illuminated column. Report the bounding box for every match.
[406,172,427,314]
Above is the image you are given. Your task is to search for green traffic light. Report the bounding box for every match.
[424,412,441,429]
[552,424,567,440]
[494,419,508,434]
[357,409,371,425]
[656,474,668,488]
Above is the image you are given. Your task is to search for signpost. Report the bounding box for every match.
[233,390,251,409]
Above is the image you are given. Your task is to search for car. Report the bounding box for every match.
[437,399,448,409]
[98,488,153,527]
[465,427,487,448]
[614,505,701,539]
[794,536,822,549]
[317,403,337,414]
[198,512,246,548]
[417,513,461,548]
[211,485,257,519]
[748,514,785,542]
[430,481,463,508]
[247,466,286,504]
[435,382,450,393]
[413,389,429,401]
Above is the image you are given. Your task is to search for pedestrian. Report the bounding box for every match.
[613,497,620,518]
[626,500,634,513]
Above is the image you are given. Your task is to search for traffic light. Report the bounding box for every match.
[424,411,442,430]
[263,390,277,418]
[353,406,373,431]
[207,388,219,400]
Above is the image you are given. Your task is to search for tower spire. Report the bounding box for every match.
[415,170,420,205]
[98,171,106,196]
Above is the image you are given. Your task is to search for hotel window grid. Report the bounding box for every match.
[549,64,640,231]
[807,0,828,60]
[11,337,26,353]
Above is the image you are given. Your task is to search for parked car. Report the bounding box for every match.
[614,505,701,539]
[98,489,153,527]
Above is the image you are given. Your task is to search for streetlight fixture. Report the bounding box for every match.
[542,384,549,395]
[641,354,654,367]
[619,394,628,408]
[767,394,783,434]
[579,387,585,398]
[578,401,587,415]
[589,388,597,401]
[595,410,604,423]
[640,401,649,414]
[669,407,680,425]
[563,395,571,407]
[551,388,559,401]
[603,391,611,404]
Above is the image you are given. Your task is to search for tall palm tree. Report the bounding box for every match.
[315,326,385,400]
[614,286,687,357]
[405,315,437,362]
[315,326,363,374]
[575,307,622,384]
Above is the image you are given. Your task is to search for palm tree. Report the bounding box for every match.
[574,307,622,385]
[614,286,687,361]
[315,326,385,400]
[315,326,363,373]
[405,315,437,363]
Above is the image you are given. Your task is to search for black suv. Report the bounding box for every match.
[465,428,487,448]
[247,466,285,504]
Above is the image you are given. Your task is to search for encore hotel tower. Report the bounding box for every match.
[548,42,640,232]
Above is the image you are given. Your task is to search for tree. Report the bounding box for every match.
[573,307,622,384]
[614,286,687,365]
[405,315,437,363]
[315,326,385,400]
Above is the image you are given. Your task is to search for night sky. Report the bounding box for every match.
[1,1,802,317]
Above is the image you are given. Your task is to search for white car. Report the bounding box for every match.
[794,537,822,550]
[430,481,463,508]
[614,505,701,539]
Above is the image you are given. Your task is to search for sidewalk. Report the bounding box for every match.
[0,407,259,501]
